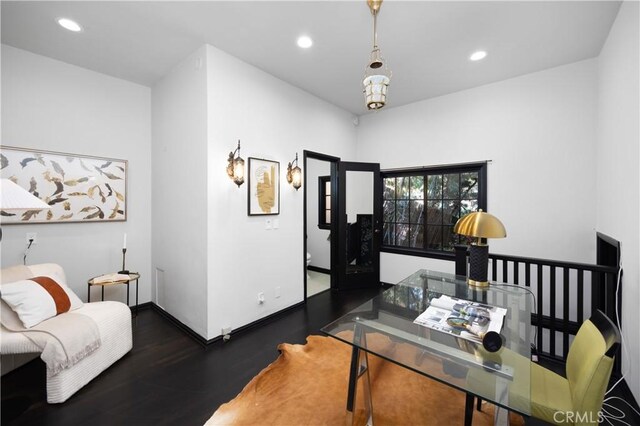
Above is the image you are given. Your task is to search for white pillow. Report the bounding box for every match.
[0,275,83,328]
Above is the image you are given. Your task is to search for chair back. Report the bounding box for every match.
[566,309,620,423]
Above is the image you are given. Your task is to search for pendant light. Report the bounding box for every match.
[363,0,391,110]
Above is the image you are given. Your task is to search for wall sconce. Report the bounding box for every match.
[226,140,245,187]
[286,153,302,190]
[453,209,506,287]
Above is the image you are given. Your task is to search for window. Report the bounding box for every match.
[318,175,331,229]
[381,163,487,259]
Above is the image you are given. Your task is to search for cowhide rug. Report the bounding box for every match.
[206,332,524,425]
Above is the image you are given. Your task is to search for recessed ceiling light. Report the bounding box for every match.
[469,51,487,61]
[297,36,313,49]
[57,18,82,32]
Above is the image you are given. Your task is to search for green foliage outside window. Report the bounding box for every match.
[382,163,486,257]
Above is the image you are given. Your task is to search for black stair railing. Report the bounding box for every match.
[454,246,621,375]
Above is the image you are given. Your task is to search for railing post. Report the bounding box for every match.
[454,245,468,277]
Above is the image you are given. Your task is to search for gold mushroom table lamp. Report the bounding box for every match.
[453,209,506,287]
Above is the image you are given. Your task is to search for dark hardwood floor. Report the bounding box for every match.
[2,287,639,426]
[1,288,380,426]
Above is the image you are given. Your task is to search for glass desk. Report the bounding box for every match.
[322,270,534,426]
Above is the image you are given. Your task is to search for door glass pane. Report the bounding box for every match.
[345,171,374,274]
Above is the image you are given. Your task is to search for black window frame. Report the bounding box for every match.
[380,162,487,260]
[318,175,331,230]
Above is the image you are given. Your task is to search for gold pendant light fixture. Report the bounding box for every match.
[363,0,391,110]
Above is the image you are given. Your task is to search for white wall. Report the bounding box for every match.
[596,1,640,401]
[306,158,331,270]
[151,47,209,337]
[356,59,598,284]
[205,44,356,339]
[1,45,152,305]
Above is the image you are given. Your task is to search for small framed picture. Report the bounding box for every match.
[248,158,280,216]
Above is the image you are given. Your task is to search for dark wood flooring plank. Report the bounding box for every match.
[2,286,638,426]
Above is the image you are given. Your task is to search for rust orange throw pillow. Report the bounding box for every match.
[0,275,83,328]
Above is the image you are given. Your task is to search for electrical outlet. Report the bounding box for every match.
[265,219,272,230]
[258,292,265,304]
[26,233,37,244]
[221,326,232,335]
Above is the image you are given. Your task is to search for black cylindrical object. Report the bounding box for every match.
[469,244,489,284]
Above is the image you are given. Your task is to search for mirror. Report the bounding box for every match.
[345,170,374,274]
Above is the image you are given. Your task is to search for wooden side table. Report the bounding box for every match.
[87,273,140,314]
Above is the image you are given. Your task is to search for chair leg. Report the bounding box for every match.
[465,393,474,426]
[476,397,483,412]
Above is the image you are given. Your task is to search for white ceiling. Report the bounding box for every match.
[1,1,621,115]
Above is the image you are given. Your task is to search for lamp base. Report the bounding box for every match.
[118,270,130,275]
[468,243,490,287]
[467,278,490,288]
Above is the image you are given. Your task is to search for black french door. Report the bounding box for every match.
[334,161,382,290]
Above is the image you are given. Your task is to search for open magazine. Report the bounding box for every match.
[414,295,507,345]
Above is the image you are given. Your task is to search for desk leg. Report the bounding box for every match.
[87,284,90,303]
[101,285,104,301]
[126,281,130,307]
[346,327,373,426]
[493,379,510,426]
[464,394,474,426]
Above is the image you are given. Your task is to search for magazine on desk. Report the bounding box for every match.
[413,295,507,345]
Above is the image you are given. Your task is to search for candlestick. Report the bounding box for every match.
[118,248,129,275]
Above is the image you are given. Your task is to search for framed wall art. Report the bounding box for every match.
[1,146,127,224]
[248,158,280,216]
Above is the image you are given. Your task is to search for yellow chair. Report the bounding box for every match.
[530,309,621,425]
[467,309,620,425]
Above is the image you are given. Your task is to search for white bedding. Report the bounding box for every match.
[1,301,132,403]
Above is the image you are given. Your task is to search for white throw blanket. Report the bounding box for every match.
[2,311,101,377]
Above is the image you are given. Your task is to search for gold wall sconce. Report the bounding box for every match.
[453,209,506,287]
[286,153,302,190]
[227,140,245,187]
